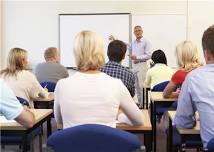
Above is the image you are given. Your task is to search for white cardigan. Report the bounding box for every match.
[54,72,144,129]
[1,70,49,108]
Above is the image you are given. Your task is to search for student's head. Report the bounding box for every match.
[1,48,28,76]
[134,25,143,40]
[202,25,214,63]
[176,41,201,71]
[107,40,127,63]
[151,49,167,65]
[73,30,105,71]
[44,47,59,63]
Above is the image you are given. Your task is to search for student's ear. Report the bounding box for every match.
[204,50,213,63]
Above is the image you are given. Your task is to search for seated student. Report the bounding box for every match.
[101,40,135,97]
[33,47,69,83]
[54,31,144,129]
[144,49,175,89]
[0,48,49,108]
[174,25,214,148]
[0,79,35,128]
[163,41,202,98]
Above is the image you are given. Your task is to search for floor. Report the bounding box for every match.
[1,118,198,152]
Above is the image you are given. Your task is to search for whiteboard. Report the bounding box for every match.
[59,13,131,68]
[132,15,187,67]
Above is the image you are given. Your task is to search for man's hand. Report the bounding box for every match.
[109,35,116,41]
[131,55,137,60]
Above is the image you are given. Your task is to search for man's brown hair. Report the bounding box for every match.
[202,25,214,57]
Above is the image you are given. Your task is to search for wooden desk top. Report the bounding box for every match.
[57,110,152,131]
[117,110,152,131]
[150,92,177,102]
[167,111,200,134]
[33,92,54,102]
[0,109,53,130]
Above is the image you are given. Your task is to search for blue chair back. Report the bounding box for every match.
[47,124,141,152]
[152,81,169,92]
[207,137,214,152]
[16,96,29,107]
[40,81,56,92]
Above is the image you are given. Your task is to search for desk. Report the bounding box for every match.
[117,110,152,152]
[57,110,152,152]
[33,92,54,109]
[167,111,201,152]
[0,109,53,152]
[150,92,177,152]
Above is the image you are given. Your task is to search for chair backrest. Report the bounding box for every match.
[207,137,214,152]
[16,96,29,106]
[47,124,141,152]
[40,81,56,92]
[152,81,170,92]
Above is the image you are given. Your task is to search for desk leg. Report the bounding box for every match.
[144,132,152,152]
[47,117,52,137]
[22,134,28,152]
[153,102,157,152]
[142,87,145,109]
[167,115,172,152]
[146,88,149,109]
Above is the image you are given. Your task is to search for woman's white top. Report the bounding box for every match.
[54,72,144,129]
[1,70,48,108]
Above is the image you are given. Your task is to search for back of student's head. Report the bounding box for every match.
[44,47,58,61]
[0,48,27,77]
[151,49,167,65]
[107,40,127,63]
[176,41,201,71]
[202,25,214,57]
[73,30,105,71]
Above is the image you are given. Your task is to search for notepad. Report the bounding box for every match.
[0,116,16,123]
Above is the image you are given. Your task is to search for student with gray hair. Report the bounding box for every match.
[34,47,69,83]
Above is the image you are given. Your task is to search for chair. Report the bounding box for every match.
[47,124,144,152]
[152,81,173,121]
[1,97,42,151]
[40,81,56,92]
[207,137,214,152]
[16,96,29,106]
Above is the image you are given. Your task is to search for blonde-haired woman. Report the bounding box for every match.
[0,48,49,108]
[163,41,202,98]
[54,31,144,129]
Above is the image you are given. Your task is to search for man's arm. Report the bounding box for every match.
[15,108,35,128]
[174,76,196,128]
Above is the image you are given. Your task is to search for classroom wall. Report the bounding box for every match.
[188,1,214,63]
[1,1,186,69]
[1,1,213,69]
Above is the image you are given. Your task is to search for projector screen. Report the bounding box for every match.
[59,13,131,68]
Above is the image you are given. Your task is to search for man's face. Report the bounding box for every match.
[134,27,143,39]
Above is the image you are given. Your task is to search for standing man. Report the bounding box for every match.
[101,40,135,98]
[34,47,69,83]
[174,25,214,148]
[130,25,152,87]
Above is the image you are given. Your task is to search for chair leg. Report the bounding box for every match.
[1,145,5,149]
[39,133,43,152]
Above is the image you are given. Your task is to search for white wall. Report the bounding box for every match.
[2,1,213,68]
[1,1,186,69]
[187,0,214,63]
[0,1,3,69]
